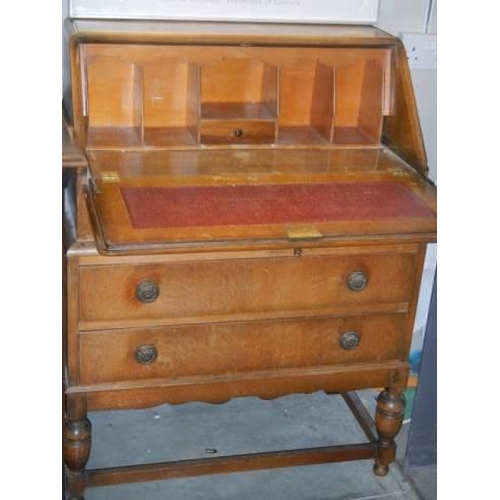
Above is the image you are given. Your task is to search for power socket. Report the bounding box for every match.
[400,33,437,70]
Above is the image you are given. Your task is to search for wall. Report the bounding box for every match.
[68,0,379,23]
[377,0,436,35]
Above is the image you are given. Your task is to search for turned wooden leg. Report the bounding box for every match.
[373,389,405,476]
[63,394,91,500]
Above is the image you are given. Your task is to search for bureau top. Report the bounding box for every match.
[67,19,395,47]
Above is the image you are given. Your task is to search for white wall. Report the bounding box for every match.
[68,0,379,23]
[377,0,435,34]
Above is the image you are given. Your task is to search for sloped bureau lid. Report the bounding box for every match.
[85,150,436,255]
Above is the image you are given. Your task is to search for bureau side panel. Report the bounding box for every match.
[399,242,429,356]
[65,252,81,384]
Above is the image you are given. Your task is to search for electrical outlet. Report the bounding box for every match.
[400,33,437,70]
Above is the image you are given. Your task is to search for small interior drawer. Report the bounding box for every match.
[78,313,407,384]
[199,119,276,144]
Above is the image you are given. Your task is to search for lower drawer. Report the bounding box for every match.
[78,313,407,384]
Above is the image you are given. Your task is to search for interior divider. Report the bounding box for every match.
[84,48,388,149]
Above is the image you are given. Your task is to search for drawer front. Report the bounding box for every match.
[79,313,407,384]
[199,120,276,144]
[79,250,417,326]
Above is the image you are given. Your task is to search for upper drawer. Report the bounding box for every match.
[79,247,418,328]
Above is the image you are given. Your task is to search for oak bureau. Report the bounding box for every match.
[62,19,437,499]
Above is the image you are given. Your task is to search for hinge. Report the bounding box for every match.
[100,171,121,182]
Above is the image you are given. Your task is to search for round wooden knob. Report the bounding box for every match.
[136,280,159,303]
[134,344,158,365]
[339,331,361,350]
[346,271,368,292]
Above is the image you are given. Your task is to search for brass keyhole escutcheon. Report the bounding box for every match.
[346,271,368,292]
[136,280,159,303]
[134,344,158,365]
[339,331,361,351]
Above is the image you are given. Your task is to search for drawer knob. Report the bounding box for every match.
[339,331,361,350]
[346,271,368,292]
[233,128,244,138]
[134,344,158,365]
[136,280,159,303]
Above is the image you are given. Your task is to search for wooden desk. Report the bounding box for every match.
[62,20,437,499]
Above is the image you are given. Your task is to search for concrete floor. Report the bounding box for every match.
[82,390,436,500]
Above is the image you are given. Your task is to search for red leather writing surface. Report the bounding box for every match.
[121,182,434,229]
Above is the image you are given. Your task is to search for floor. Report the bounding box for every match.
[77,389,436,500]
